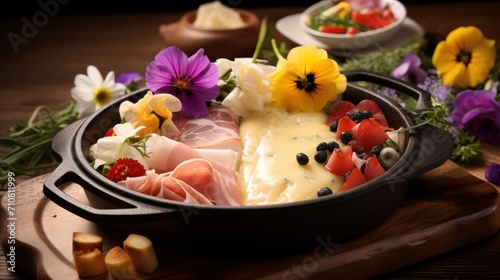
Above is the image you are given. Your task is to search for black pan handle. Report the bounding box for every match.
[384,123,453,186]
[343,70,433,109]
[43,119,181,223]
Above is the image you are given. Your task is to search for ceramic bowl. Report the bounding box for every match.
[300,0,407,50]
[159,9,260,60]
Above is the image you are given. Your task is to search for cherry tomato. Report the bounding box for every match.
[352,10,394,29]
[352,118,389,153]
[346,26,359,35]
[363,156,386,181]
[319,25,346,34]
[336,116,357,140]
[341,167,367,191]
[325,145,354,176]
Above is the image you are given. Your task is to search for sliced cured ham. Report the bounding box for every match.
[173,104,243,153]
[124,135,242,206]
[123,169,214,205]
[194,148,239,170]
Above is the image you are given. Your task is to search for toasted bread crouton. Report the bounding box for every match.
[123,234,158,274]
[72,232,103,253]
[73,248,107,278]
[105,246,137,280]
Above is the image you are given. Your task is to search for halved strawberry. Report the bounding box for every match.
[355,99,389,127]
[336,116,357,140]
[352,118,389,152]
[325,101,356,126]
[341,167,367,191]
[325,145,354,176]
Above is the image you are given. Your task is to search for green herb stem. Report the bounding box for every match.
[0,102,78,189]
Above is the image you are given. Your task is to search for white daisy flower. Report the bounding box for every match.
[71,65,126,118]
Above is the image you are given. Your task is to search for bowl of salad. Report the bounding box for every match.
[300,0,407,50]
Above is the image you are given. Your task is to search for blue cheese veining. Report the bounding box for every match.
[238,106,343,205]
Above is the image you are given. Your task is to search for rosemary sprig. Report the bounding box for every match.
[397,98,483,165]
[450,132,483,165]
[0,102,78,189]
[125,134,152,158]
[340,38,425,76]
[399,97,454,132]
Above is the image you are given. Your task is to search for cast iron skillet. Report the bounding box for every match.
[43,70,453,254]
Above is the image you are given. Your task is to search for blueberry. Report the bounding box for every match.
[357,152,367,159]
[316,142,329,152]
[340,131,353,144]
[361,110,372,119]
[317,187,333,197]
[329,121,338,132]
[369,146,383,156]
[314,150,328,163]
[296,153,309,165]
[347,109,364,123]
[327,141,340,152]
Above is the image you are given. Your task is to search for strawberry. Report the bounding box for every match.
[325,101,356,126]
[355,99,389,127]
[104,127,115,137]
[106,158,146,183]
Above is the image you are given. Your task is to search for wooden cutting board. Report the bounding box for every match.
[1,160,499,280]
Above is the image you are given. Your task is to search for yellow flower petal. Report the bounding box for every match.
[287,45,328,74]
[269,45,346,113]
[150,95,172,121]
[432,41,459,73]
[119,91,159,136]
[431,26,496,88]
[441,62,468,88]
[447,26,486,52]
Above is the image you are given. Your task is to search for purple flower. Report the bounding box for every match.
[146,46,220,118]
[485,163,500,185]
[391,53,427,86]
[450,89,500,145]
[116,72,142,86]
[377,87,406,107]
[417,75,453,106]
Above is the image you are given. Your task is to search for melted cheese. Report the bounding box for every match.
[239,106,343,205]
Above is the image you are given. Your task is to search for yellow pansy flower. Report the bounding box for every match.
[119,91,182,138]
[268,45,347,112]
[432,26,496,88]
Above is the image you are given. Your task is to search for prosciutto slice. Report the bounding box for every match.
[124,169,213,205]
[173,104,243,153]
[124,134,242,206]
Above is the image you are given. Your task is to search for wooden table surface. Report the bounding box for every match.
[0,1,499,279]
